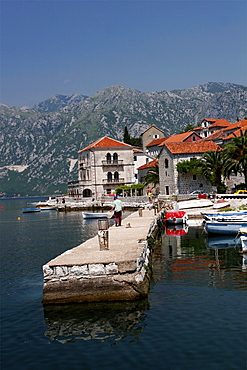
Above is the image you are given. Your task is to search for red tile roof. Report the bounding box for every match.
[203,118,232,128]
[163,131,200,143]
[146,137,168,147]
[199,129,225,142]
[137,158,158,170]
[224,126,247,140]
[223,120,247,132]
[78,136,132,153]
[164,141,222,154]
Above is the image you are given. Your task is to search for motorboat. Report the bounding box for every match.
[164,210,188,224]
[202,210,247,221]
[205,220,247,235]
[38,206,57,211]
[22,208,41,213]
[82,212,112,219]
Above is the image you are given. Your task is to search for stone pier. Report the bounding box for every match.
[42,210,161,304]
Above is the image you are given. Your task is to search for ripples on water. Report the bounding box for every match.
[0,199,246,370]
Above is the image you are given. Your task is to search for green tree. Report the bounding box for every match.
[200,150,226,193]
[144,165,159,186]
[176,158,202,174]
[123,126,131,144]
[222,129,247,189]
[180,124,195,133]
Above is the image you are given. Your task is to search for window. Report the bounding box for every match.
[114,171,119,181]
[193,175,196,180]
[113,153,118,163]
[106,153,111,163]
[165,186,169,195]
[192,135,196,141]
[153,134,159,139]
[107,172,112,182]
[134,156,137,161]
[165,159,169,168]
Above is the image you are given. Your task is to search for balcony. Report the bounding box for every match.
[102,160,123,166]
[102,178,125,184]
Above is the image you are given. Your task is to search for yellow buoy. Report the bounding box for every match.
[18,217,21,220]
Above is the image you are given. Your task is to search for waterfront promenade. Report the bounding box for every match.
[42,209,158,304]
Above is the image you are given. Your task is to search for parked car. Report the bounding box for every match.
[190,190,207,195]
[234,190,247,194]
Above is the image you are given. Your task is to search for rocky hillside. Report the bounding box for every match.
[0,82,246,196]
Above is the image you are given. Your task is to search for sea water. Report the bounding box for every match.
[0,198,246,370]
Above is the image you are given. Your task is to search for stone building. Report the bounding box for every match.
[68,137,149,199]
[140,125,164,153]
[159,141,221,196]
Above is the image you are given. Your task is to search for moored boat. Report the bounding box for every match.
[164,210,188,224]
[22,207,41,213]
[205,220,247,235]
[202,210,247,221]
[82,211,111,219]
[177,199,213,210]
[38,206,57,211]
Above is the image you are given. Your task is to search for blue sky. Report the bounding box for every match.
[1,0,246,107]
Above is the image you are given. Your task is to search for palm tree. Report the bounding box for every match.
[200,150,225,193]
[222,129,247,188]
[144,165,159,187]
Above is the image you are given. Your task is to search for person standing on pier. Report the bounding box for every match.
[111,196,123,227]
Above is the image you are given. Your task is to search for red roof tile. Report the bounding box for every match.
[78,137,132,153]
[164,141,222,154]
[137,158,158,170]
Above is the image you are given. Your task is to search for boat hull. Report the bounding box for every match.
[22,208,41,213]
[178,199,213,210]
[82,212,109,219]
[205,221,247,235]
[202,211,247,221]
[164,211,188,224]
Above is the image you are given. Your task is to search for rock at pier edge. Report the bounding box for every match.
[42,210,162,304]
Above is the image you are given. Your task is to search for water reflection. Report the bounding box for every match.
[44,299,149,344]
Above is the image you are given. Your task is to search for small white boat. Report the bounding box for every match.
[164,210,188,224]
[177,199,213,210]
[38,206,57,211]
[22,207,41,213]
[82,212,111,219]
[213,199,230,209]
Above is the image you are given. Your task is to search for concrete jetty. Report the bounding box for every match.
[42,209,160,304]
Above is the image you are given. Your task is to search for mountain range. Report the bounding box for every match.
[0,82,246,196]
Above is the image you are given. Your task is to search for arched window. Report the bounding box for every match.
[165,159,169,168]
[114,171,119,182]
[106,153,111,164]
[113,153,118,163]
[107,172,112,182]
